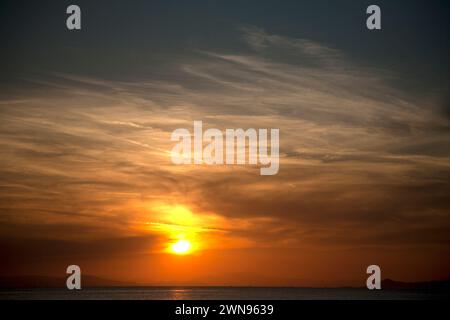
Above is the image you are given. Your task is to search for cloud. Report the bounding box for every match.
[0,26,449,273]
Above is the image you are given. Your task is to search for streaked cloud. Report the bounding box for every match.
[1,26,449,283]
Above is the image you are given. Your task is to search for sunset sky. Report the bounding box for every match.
[1,0,449,286]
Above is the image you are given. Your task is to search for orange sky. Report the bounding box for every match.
[1,26,450,287]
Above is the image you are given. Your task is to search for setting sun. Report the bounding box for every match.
[171,240,191,255]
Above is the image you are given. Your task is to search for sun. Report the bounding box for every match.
[171,240,191,255]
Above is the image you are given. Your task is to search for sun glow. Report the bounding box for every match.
[171,239,192,254]
[143,203,231,254]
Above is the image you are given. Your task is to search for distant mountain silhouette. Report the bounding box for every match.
[381,279,450,292]
[0,275,133,289]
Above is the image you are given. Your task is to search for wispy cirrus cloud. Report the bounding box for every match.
[1,26,449,281]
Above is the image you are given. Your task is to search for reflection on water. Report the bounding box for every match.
[168,289,191,300]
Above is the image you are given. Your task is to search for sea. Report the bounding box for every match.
[0,287,447,300]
